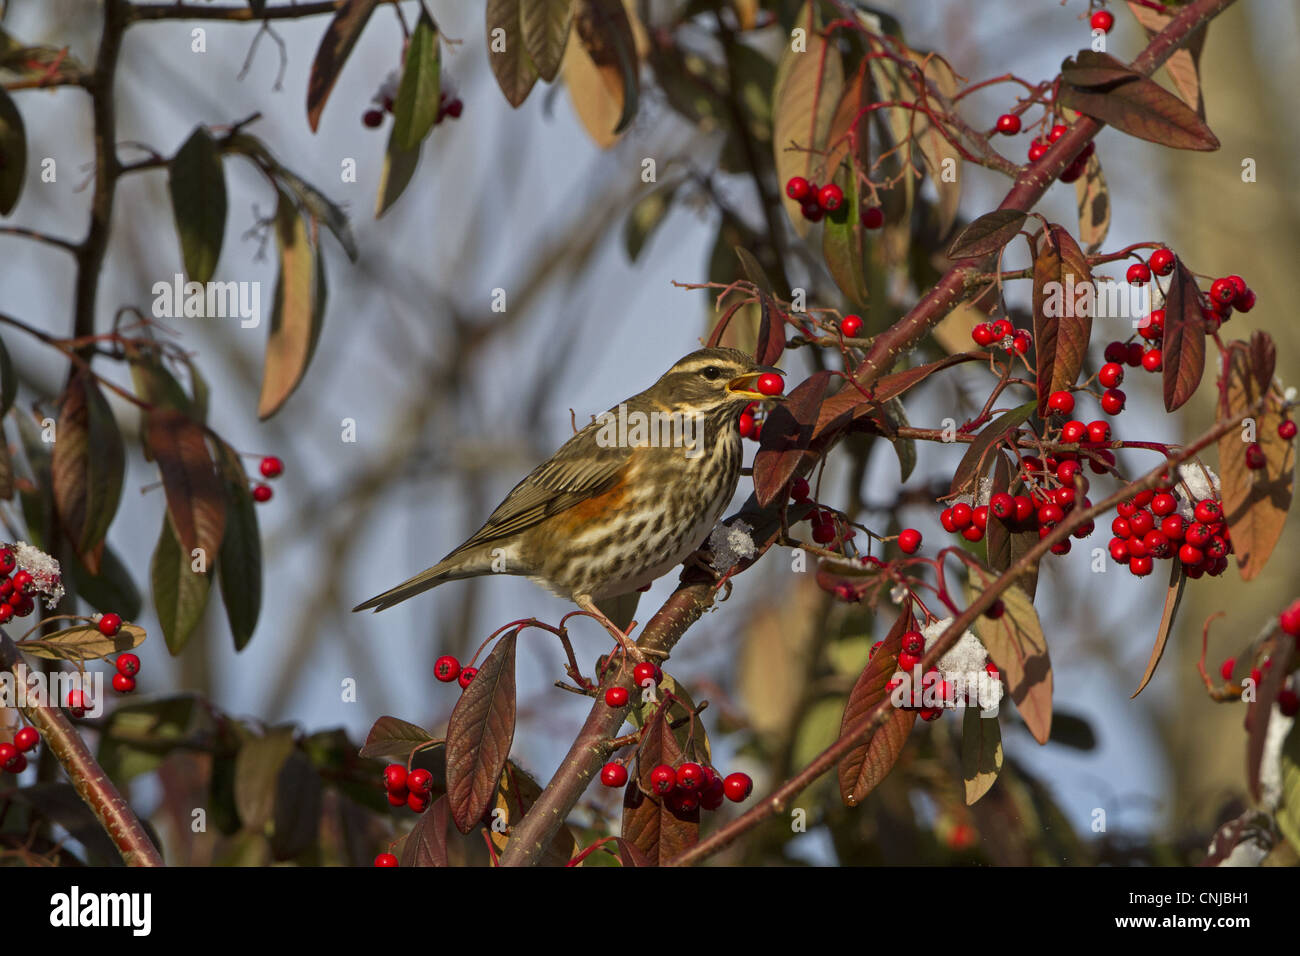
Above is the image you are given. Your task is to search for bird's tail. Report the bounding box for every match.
[352,558,479,613]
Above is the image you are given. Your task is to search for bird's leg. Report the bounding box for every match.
[574,595,662,663]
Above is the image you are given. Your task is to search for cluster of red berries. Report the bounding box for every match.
[1107,489,1231,579]
[785,477,850,547]
[364,77,463,129]
[942,453,1100,553]
[0,726,39,775]
[434,654,477,689]
[0,547,37,624]
[252,455,283,504]
[785,177,884,229]
[878,634,1001,721]
[1125,250,1256,328]
[970,317,1032,355]
[600,759,753,811]
[1026,124,1096,182]
[382,763,435,813]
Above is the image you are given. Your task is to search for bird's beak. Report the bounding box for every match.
[727,366,786,401]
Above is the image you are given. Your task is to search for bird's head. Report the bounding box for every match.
[647,347,785,417]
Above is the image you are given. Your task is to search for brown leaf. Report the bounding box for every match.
[486,0,539,107]
[18,622,146,663]
[1131,560,1186,698]
[401,795,450,867]
[813,354,984,444]
[904,50,962,238]
[838,603,918,806]
[621,704,698,864]
[752,370,833,507]
[946,209,1027,260]
[564,0,640,147]
[359,715,434,759]
[306,0,382,132]
[489,762,578,866]
[949,402,1036,498]
[1073,153,1110,254]
[961,702,1003,805]
[144,407,225,563]
[1125,1,1206,118]
[520,0,573,82]
[258,187,324,420]
[1161,256,1206,413]
[968,565,1052,744]
[753,295,786,368]
[771,0,843,236]
[50,369,125,565]
[445,630,518,833]
[1218,334,1294,579]
[824,56,871,181]
[984,453,1014,572]
[1033,225,1092,418]
[1058,52,1218,151]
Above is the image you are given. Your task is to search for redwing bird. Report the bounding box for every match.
[352,348,782,656]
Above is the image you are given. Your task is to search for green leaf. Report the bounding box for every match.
[392,11,441,151]
[306,0,382,132]
[375,129,420,218]
[0,86,27,215]
[66,543,143,620]
[521,0,573,82]
[50,370,125,560]
[216,441,261,651]
[234,727,296,830]
[1276,721,1300,855]
[258,187,324,418]
[961,705,1003,805]
[98,694,210,782]
[486,0,540,107]
[150,513,212,655]
[167,126,227,282]
[822,163,869,307]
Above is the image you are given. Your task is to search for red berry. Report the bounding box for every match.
[600,763,628,788]
[898,651,921,672]
[817,183,844,212]
[1245,443,1266,470]
[1140,309,1165,341]
[1141,348,1163,372]
[1234,289,1256,313]
[990,492,1015,520]
[995,113,1021,135]
[756,372,784,396]
[1038,503,1064,526]
[14,727,38,752]
[841,314,863,338]
[1048,124,1068,143]
[1103,341,1127,364]
[1178,543,1204,565]
[1100,388,1126,415]
[1280,600,1300,636]
[1098,363,1124,388]
[1011,332,1032,354]
[252,483,273,503]
[259,456,284,479]
[66,690,87,717]
[1149,248,1175,276]
[1027,140,1049,162]
[1129,555,1154,577]
[1090,9,1115,32]
[1061,420,1086,444]
[971,323,997,347]
[1047,391,1075,414]
[112,673,135,694]
[950,503,973,529]
[1150,492,1177,516]
[434,655,461,682]
[676,762,705,791]
[902,631,925,657]
[403,768,430,794]
[1193,500,1221,524]
[406,791,429,813]
[445,98,463,119]
[812,521,836,545]
[0,743,15,770]
[898,528,922,554]
[1108,538,1129,563]
[1124,342,1145,367]
[1280,689,1300,718]
[383,764,408,791]
[363,109,384,128]
[738,411,755,438]
[12,569,32,592]
[785,176,811,201]
[115,653,140,677]
[1085,420,1110,444]
[789,476,811,502]
[0,548,13,575]
[387,788,409,807]
[800,199,823,222]
[633,662,661,687]
[650,764,676,795]
[1218,658,1235,681]
[1209,277,1236,305]
[604,686,629,707]
[1126,263,1151,284]
[3,752,26,774]
[1280,420,1298,441]
[860,206,884,229]
[458,667,477,689]
[97,612,123,637]
[374,853,398,866]
[723,772,753,802]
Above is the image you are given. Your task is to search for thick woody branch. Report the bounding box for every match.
[0,631,164,866]
[126,0,402,23]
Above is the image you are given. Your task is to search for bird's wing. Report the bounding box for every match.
[448,421,634,554]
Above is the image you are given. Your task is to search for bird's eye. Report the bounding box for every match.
[701,366,722,380]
